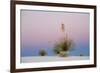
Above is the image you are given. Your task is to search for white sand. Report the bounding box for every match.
[21,56,89,63]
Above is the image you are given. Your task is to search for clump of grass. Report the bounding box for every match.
[39,49,47,56]
[79,54,84,56]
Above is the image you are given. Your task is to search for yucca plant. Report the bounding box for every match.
[53,37,74,57]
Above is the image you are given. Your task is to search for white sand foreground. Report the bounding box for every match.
[21,56,89,63]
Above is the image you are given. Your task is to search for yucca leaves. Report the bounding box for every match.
[53,37,74,56]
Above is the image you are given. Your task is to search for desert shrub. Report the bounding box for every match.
[39,49,47,56]
[79,54,84,56]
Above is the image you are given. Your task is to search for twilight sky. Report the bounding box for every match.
[20,10,90,57]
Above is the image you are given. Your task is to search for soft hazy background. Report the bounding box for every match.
[21,10,90,57]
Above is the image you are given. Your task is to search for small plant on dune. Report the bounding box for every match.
[39,49,47,56]
[79,54,84,56]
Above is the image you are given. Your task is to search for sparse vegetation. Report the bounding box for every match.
[79,54,84,56]
[53,37,74,57]
[39,49,47,56]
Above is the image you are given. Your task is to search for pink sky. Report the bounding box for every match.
[21,10,89,49]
